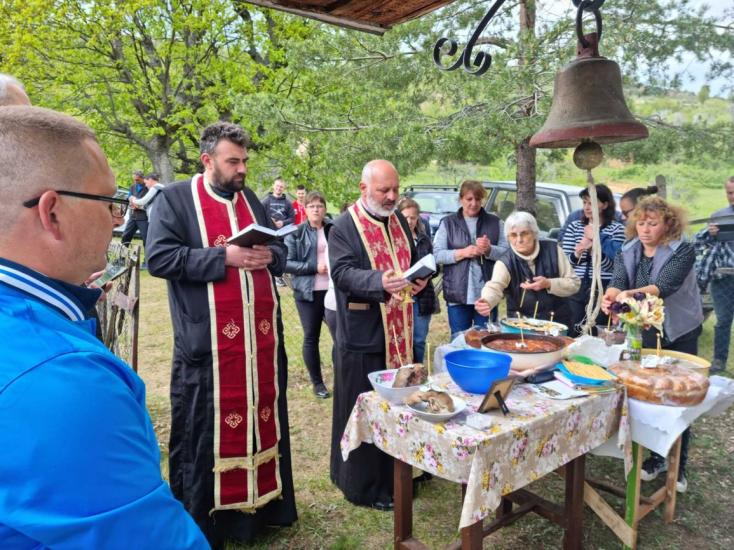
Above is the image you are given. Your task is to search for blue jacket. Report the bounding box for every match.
[0,259,208,549]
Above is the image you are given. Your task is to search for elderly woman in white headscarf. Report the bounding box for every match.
[475,211,580,327]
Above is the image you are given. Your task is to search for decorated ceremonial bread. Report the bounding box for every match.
[392,364,428,388]
[609,360,709,406]
[405,390,455,413]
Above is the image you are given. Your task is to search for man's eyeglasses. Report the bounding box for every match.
[23,190,129,219]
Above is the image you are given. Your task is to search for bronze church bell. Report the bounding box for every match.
[530,33,648,149]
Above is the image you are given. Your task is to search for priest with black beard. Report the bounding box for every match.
[146,122,296,548]
[329,159,427,511]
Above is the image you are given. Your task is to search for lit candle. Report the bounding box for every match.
[392,326,403,366]
[426,342,432,379]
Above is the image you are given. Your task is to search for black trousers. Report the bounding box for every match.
[643,324,702,474]
[122,217,149,248]
[294,290,334,386]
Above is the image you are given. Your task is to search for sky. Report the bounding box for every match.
[540,0,733,96]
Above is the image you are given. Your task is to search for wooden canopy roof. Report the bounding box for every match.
[244,1,456,34]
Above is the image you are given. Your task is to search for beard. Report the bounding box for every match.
[365,190,396,218]
[210,163,245,193]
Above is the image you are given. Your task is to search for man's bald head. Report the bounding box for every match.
[0,74,30,107]
[0,106,98,232]
[361,159,398,187]
[359,159,400,217]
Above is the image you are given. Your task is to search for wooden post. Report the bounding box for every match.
[623,442,643,550]
[664,436,682,523]
[655,175,667,199]
[563,454,585,550]
[394,459,413,547]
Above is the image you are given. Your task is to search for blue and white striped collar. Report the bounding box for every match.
[0,258,101,322]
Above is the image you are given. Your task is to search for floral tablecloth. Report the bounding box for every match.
[341,374,630,529]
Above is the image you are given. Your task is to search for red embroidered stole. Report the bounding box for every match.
[191,175,281,512]
[349,201,413,369]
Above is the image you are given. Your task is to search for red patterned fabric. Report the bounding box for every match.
[192,175,281,511]
[349,201,413,369]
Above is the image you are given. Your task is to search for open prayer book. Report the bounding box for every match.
[403,254,436,282]
[227,223,298,247]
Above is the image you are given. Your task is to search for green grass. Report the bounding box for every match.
[136,271,734,549]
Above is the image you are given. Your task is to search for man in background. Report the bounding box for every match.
[293,184,307,224]
[702,176,734,373]
[0,73,30,106]
[122,169,149,247]
[262,177,295,228]
[0,106,207,548]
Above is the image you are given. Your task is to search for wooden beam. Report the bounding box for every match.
[584,482,635,548]
[394,459,417,548]
[563,455,585,550]
[664,436,682,523]
[623,442,643,550]
[243,1,390,34]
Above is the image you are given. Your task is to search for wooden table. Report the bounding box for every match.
[584,437,682,550]
[394,454,587,550]
[341,378,628,549]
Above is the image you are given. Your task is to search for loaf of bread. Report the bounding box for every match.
[464,329,489,349]
[609,360,709,406]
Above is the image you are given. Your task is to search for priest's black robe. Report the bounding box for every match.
[146,180,296,548]
[328,207,416,506]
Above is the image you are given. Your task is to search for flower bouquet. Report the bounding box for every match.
[609,292,665,361]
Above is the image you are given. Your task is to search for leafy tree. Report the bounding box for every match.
[0,0,312,183]
[698,84,710,103]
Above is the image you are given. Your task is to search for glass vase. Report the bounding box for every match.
[623,325,642,361]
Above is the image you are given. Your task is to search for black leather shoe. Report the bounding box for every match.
[370,499,394,512]
[313,383,330,399]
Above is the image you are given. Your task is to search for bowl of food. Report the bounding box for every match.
[501,317,568,336]
[481,333,567,372]
[405,390,467,422]
[444,349,512,394]
[596,325,626,345]
[368,364,428,404]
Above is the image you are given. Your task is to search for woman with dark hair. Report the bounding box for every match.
[284,191,335,399]
[602,196,702,493]
[619,185,658,222]
[398,198,439,363]
[560,184,626,335]
[433,180,507,337]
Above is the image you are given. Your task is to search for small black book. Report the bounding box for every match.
[227,223,298,247]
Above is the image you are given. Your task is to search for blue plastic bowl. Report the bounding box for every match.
[445,349,512,394]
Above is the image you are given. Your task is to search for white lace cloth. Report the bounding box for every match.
[593,375,734,457]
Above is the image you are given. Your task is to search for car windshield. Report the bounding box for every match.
[410,192,459,214]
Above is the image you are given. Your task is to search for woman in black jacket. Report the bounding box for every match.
[284,191,334,398]
[398,199,439,363]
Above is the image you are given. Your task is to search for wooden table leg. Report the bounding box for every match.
[496,496,513,520]
[623,442,643,550]
[663,436,682,523]
[457,484,482,550]
[563,454,585,550]
[394,458,413,547]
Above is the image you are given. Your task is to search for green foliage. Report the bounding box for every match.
[0,0,730,206]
